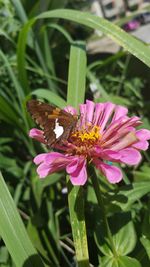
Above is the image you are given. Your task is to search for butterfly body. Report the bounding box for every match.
[27,100,78,147]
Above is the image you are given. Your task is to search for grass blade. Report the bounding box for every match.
[37,9,150,68]
[30,88,66,107]
[11,0,28,23]
[66,42,90,266]
[0,50,24,102]
[67,42,86,108]
[17,9,150,97]
[0,172,46,267]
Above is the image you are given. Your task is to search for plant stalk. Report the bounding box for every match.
[89,166,118,258]
[67,178,90,267]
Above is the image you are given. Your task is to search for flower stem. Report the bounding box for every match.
[66,41,89,266]
[67,177,90,267]
[89,166,118,258]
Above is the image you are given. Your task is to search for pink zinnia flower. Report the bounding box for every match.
[29,100,150,185]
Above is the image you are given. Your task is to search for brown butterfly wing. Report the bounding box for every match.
[27,100,77,146]
[27,100,55,127]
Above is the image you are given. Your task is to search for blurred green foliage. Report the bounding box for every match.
[0,0,150,266]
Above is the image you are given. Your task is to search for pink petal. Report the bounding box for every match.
[64,105,77,115]
[133,140,149,151]
[29,128,46,144]
[34,153,48,164]
[95,161,122,183]
[79,104,86,126]
[109,131,138,150]
[66,158,87,185]
[103,116,141,143]
[93,103,104,125]
[101,164,123,183]
[99,102,115,131]
[85,100,95,123]
[94,147,121,161]
[102,116,128,141]
[44,152,69,164]
[136,129,150,141]
[129,116,141,125]
[101,150,121,161]
[37,163,53,178]
[34,152,72,178]
[112,105,128,122]
[119,148,142,165]
[66,158,79,174]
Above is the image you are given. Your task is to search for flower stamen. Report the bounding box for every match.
[71,125,101,147]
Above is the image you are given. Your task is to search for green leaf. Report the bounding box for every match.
[0,172,46,267]
[0,246,9,264]
[67,42,86,108]
[111,213,136,255]
[17,9,150,100]
[17,17,36,93]
[46,23,73,43]
[67,182,90,266]
[0,95,22,128]
[140,236,150,260]
[37,9,150,68]
[42,29,56,76]
[97,95,131,106]
[31,172,61,207]
[30,89,66,107]
[110,182,150,211]
[0,29,15,44]
[66,41,89,266]
[0,49,24,102]
[11,0,28,23]
[0,155,22,178]
[87,70,110,101]
[27,220,50,263]
[100,255,141,267]
[133,164,150,181]
[95,212,136,256]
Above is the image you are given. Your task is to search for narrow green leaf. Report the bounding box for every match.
[0,95,29,138]
[48,0,68,9]
[47,23,73,43]
[37,9,150,68]
[43,29,56,76]
[0,50,24,102]
[88,51,125,71]
[11,0,28,23]
[87,70,110,101]
[17,18,36,93]
[30,89,66,107]
[17,19,57,93]
[27,220,50,263]
[66,41,89,266]
[0,172,46,267]
[140,236,150,259]
[67,42,86,108]
[0,246,9,264]
[0,95,21,127]
[111,182,150,211]
[67,181,90,267]
[0,29,15,44]
[17,9,150,97]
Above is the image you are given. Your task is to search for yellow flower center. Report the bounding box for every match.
[71,125,101,148]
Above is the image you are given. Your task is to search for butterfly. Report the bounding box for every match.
[27,99,78,147]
